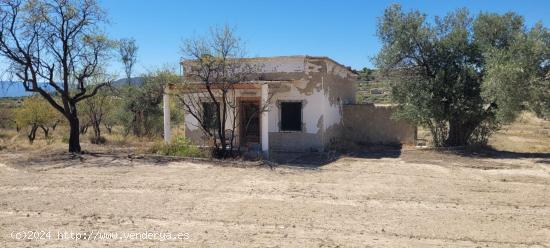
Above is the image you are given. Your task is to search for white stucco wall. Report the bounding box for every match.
[181,56,356,152]
[267,81,325,134]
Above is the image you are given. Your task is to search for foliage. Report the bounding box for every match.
[0,107,15,129]
[118,38,139,85]
[153,136,204,157]
[14,96,63,143]
[119,69,179,137]
[79,84,118,144]
[375,4,550,146]
[482,21,550,121]
[357,67,375,81]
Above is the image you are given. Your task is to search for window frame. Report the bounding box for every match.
[277,100,305,132]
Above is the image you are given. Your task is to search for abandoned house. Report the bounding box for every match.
[163,56,415,158]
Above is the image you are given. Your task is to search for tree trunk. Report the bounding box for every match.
[132,110,143,137]
[104,124,112,134]
[92,121,101,144]
[445,120,476,147]
[80,124,88,134]
[27,124,38,144]
[68,116,82,153]
[40,125,50,138]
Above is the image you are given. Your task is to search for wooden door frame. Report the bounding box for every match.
[237,97,261,146]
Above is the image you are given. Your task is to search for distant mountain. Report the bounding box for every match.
[0,81,55,98]
[0,77,144,98]
[111,77,144,87]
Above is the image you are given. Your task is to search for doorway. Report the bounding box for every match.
[240,99,260,146]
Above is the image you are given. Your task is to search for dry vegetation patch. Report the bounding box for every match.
[490,112,550,153]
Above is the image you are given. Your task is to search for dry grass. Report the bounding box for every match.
[490,112,550,153]
[416,112,550,153]
[0,125,160,154]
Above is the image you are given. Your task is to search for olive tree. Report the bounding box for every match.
[375,5,550,146]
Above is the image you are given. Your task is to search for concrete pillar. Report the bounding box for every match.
[163,93,171,144]
[260,83,269,158]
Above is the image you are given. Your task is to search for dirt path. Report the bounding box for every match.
[0,150,549,247]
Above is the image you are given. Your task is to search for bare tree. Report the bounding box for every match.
[118,38,138,85]
[178,26,271,158]
[0,0,114,153]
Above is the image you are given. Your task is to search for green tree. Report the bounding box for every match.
[481,19,550,121]
[119,69,179,137]
[375,5,550,146]
[15,96,63,143]
[80,87,117,144]
[0,106,15,129]
[118,38,139,85]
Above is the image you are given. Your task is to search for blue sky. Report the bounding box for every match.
[0,0,550,96]
[3,0,548,97]
[80,0,550,74]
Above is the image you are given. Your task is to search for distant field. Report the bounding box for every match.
[490,112,550,153]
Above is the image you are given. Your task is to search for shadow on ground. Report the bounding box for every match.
[4,144,548,170]
[271,145,403,168]
[273,144,550,169]
[5,149,264,169]
[437,146,550,160]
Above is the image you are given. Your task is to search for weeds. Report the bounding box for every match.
[151,136,205,158]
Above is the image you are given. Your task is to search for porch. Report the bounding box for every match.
[163,82,271,157]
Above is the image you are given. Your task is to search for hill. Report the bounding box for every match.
[356,69,394,104]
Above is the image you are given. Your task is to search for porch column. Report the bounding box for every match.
[261,83,269,158]
[163,92,171,144]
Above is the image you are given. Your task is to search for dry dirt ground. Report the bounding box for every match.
[0,149,549,247]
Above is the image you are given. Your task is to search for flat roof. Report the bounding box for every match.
[180,55,357,75]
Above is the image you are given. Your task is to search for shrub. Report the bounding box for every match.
[61,134,69,144]
[89,135,107,144]
[154,136,204,158]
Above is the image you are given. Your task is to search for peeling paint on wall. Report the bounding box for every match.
[180,56,358,153]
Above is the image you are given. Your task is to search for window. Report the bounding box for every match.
[280,101,302,131]
[202,102,219,129]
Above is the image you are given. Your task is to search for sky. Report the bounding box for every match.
[100,0,550,76]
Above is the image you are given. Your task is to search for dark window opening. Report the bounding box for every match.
[280,101,302,131]
[203,102,219,129]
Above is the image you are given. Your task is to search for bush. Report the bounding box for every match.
[154,136,204,158]
[61,134,69,144]
[89,135,107,144]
